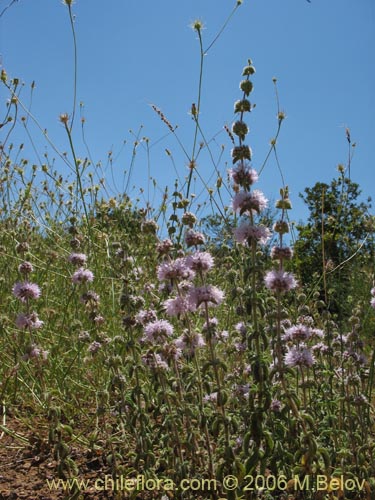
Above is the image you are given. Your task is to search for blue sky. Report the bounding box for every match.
[1,0,374,226]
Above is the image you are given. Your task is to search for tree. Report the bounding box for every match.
[293,173,374,321]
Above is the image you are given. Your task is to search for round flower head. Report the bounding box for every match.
[18,261,34,274]
[72,268,94,284]
[264,270,297,293]
[143,319,174,344]
[135,309,158,326]
[185,251,214,273]
[156,239,173,256]
[188,285,224,309]
[232,189,268,215]
[284,344,315,368]
[157,258,194,282]
[175,330,206,355]
[181,212,197,227]
[282,324,312,342]
[164,296,194,317]
[185,229,206,247]
[12,282,41,302]
[68,253,87,267]
[271,246,293,261]
[229,162,259,188]
[234,223,271,246]
[270,399,282,412]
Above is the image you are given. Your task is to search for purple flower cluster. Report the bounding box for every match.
[284,344,315,368]
[370,287,375,309]
[72,267,94,284]
[13,282,41,303]
[264,270,297,293]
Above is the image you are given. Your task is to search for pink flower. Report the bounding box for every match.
[72,268,94,284]
[188,285,224,308]
[232,189,268,215]
[157,258,194,282]
[175,331,206,355]
[12,282,41,302]
[229,162,258,188]
[264,270,297,293]
[234,223,271,245]
[164,296,194,316]
[143,320,174,344]
[282,324,311,342]
[185,251,214,273]
[285,344,315,368]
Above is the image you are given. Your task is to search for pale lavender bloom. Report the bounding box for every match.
[12,282,41,302]
[234,223,271,246]
[213,330,229,344]
[68,253,87,266]
[204,392,218,403]
[175,331,206,355]
[229,162,258,188]
[164,296,194,316]
[88,341,102,353]
[72,268,94,284]
[185,229,206,247]
[16,312,44,330]
[185,251,214,273]
[282,324,312,342]
[371,287,375,297]
[371,297,375,309]
[157,258,194,282]
[270,399,282,412]
[18,261,34,274]
[143,319,174,343]
[285,344,315,368]
[264,270,297,293]
[235,322,247,336]
[188,285,224,309]
[232,189,268,215]
[135,309,158,326]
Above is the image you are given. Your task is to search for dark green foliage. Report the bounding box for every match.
[293,174,374,322]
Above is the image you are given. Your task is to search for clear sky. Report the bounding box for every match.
[1,0,374,226]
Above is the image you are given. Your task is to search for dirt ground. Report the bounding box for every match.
[0,413,163,500]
